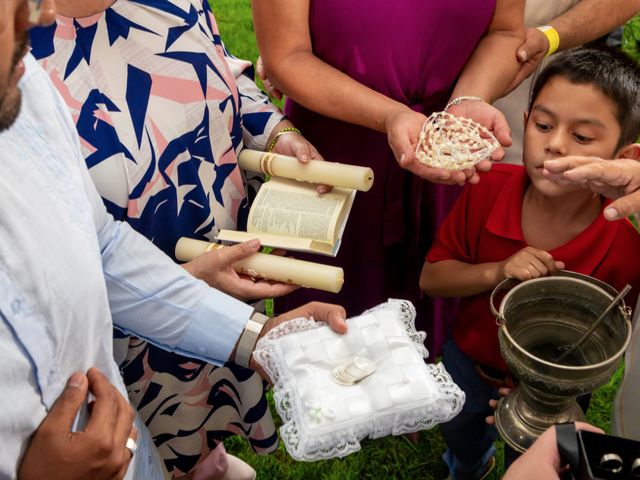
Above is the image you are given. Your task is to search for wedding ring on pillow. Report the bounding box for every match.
[331,357,376,386]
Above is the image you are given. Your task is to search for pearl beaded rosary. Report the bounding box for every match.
[415,111,499,170]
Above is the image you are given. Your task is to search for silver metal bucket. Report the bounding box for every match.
[490,271,632,452]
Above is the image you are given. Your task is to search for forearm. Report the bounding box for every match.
[549,0,640,51]
[451,0,526,102]
[252,0,409,133]
[101,220,251,364]
[452,31,525,103]
[267,50,408,133]
[420,260,504,297]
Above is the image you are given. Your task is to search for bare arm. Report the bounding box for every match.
[509,0,640,90]
[549,0,640,51]
[450,0,526,103]
[421,247,564,297]
[420,260,504,298]
[251,0,408,134]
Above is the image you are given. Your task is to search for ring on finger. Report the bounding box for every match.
[125,437,138,457]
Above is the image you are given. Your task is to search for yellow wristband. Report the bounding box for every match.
[267,127,302,152]
[536,25,560,58]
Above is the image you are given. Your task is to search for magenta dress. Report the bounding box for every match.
[278,0,497,357]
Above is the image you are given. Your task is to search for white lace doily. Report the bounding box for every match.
[415,111,499,170]
[253,299,465,461]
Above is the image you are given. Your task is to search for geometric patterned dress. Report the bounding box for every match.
[30,0,282,476]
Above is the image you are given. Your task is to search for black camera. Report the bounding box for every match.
[557,424,640,479]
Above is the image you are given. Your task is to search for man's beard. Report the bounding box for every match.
[0,35,30,132]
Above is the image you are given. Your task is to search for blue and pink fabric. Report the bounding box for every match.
[30,0,282,476]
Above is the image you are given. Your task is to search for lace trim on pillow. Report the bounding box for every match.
[254,299,465,461]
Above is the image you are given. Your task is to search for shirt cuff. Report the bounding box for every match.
[176,289,253,366]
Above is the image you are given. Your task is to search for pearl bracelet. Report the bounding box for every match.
[444,96,486,112]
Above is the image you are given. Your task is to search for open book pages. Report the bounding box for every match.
[217,178,355,256]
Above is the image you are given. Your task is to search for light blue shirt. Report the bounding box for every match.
[0,55,253,479]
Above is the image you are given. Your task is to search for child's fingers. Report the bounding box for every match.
[530,249,558,273]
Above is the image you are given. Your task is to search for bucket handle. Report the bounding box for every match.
[489,270,632,327]
[490,278,520,326]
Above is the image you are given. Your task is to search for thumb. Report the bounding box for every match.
[308,303,347,333]
[256,56,266,81]
[606,190,640,220]
[47,372,88,430]
[290,139,312,164]
[555,261,565,270]
[490,109,512,149]
[328,308,348,334]
[517,48,528,62]
[390,135,415,167]
[217,240,261,266]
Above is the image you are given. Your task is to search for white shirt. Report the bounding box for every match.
[0,54,252,479]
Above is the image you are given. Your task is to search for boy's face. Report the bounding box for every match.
[523,76,622,197]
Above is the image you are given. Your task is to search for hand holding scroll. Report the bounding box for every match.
[182,239,298,302]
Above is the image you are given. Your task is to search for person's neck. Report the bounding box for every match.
[523,186,602,223]
[522,184,602,250]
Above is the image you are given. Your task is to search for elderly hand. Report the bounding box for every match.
[257,56,283,100]
[505,27,550,93]
[249,302,347,380]
[543,156,640,220]
[182,239,298,302]
[503,422,604,480]
[385,108,481,185]
[18,368,137,480]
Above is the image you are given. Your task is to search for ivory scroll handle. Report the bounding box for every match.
[175,237,344,293]
[238,149,374,192]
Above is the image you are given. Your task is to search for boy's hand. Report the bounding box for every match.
[500,247,565,281]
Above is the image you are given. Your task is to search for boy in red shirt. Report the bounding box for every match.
[421,48,640,480]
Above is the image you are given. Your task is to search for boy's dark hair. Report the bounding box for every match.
[529,47,640,148]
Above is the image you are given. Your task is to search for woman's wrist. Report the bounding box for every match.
[266,121,302,152]
[445,96,486,111]
[381,104,414,133]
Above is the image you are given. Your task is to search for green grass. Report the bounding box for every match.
[211,0,258,63]
[210,2,626,477]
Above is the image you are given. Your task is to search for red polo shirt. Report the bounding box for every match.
[426,164,640,373]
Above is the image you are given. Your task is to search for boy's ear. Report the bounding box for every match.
[615,143,640,160]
